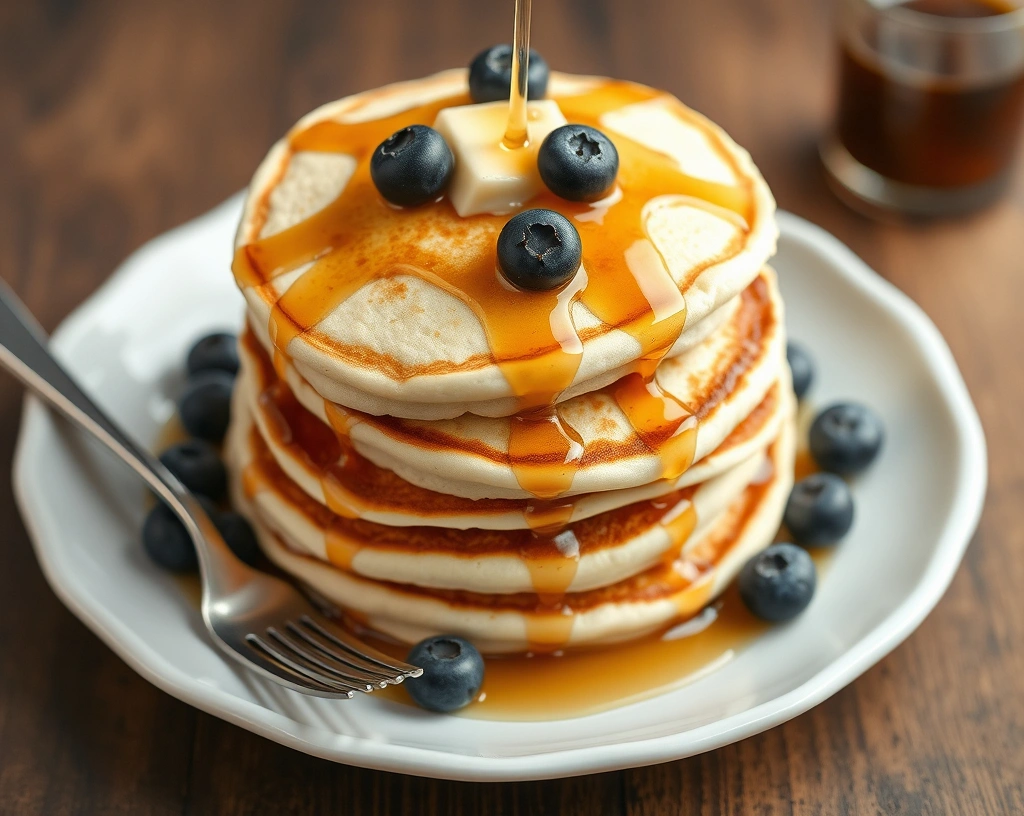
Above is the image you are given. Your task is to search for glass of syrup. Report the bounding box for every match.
[821,0,1024,215]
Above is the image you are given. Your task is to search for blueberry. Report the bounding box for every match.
[468,44,549,104]
[809,402,884,476]
[142,496,227,573]
[179,370,234,443]
[739,543,816,622]
[497,209,582,291]
[406,635,484,713]
[214,511,261,567]
[784,473,854,546]
[159,439,227,501]
[538,125,619,202]
[786,341,814,401]
[186,332,239,377]
[142,503,199,573]
[370,125,454,207]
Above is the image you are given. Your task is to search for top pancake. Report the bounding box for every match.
[234,69,778,420]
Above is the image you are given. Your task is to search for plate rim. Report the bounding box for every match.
[11,204,988,781]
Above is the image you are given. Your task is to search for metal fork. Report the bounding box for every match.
[0,280,421,698]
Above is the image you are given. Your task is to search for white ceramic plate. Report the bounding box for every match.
[12,196,986,781]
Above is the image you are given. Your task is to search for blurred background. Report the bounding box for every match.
[1,1,1022,813]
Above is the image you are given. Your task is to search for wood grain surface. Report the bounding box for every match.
[1,0,1022,813]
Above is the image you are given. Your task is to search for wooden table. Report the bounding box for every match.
[1,0,1021,812]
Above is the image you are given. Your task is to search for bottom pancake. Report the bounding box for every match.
[230,416,795,654]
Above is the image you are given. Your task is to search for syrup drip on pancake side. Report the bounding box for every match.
[613,372,698,482]
[241,311,778,531]
[354,468,774,679]
[179,408,791,721]
[256,379,356,521]
[239,319,775,650]
[657,495,698,561]
[508,407,584,624]
[233,81,755,508]
[243,377,710,653]
[232,364,794,668]
[239,413,709,600]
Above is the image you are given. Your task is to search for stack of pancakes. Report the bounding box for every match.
[225,69,794,654]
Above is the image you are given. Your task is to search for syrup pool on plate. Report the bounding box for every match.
[366,563,825,722]
[368,585,769,721]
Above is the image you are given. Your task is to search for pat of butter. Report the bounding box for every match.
[433,100,567,217]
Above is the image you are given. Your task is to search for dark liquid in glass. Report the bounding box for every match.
[836,0,1024,188]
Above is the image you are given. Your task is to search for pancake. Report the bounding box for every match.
[235,415,795,654]
[242,268,785,502]
[234,69,778,420]
[232,343,792,529]
[223,65,791,659]
[226,401,778,593]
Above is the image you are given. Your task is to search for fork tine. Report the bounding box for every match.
[268,627,384,690]
[243,635,357,698]
[239,635,354,698]
[300,616,423,679]
[284,622,393,687]
[262,630,374,693]
[246,634,365,695]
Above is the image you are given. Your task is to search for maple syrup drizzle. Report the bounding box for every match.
[613,371,698,482]
[507,409,585,498]
[232,80,756,504]
[496,475,705,652]
[359,495,766,718]
[242,423,703,568]
[174,409,795,723]
[502,0,532,149]
[244,330,719,626]
[241,461,269,498]
[325,526,360,570]
[271,349,290,382]
[221,443,749,720]
[256,373,361,521]
[244,323,780,541]
[520,497,580,605]
[240,407,707,644]
[660,495,698,555]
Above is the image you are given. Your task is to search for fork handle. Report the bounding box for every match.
[0,278,248,594]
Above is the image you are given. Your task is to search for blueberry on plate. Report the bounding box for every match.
[786,341,814,401]
[739,543,816,622]
[186,332,239,377]
[784,472,854,546]
[468,44,549,103]
[406,635,484,713]
[497,209,582,291]
[179,370,234,443]
[214,511,261,567]
[159,439,227,501]
[809,402,884,476]
[142,502,199,572]
[538,124,619,202]
[370,125,454,207]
